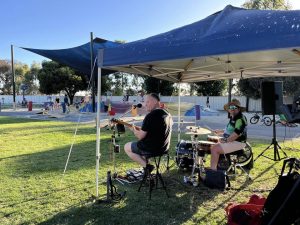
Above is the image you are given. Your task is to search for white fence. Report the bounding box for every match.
[0,94,264,111]
[160,96,262,111]
[3,94,295,112]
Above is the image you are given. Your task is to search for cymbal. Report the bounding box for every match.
[173,121,194,124]
[185,128,211,135]
[186,126,199,130]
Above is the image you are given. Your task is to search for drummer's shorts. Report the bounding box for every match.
[220,141,246,154]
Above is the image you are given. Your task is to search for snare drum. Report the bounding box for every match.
[175,140,195,169]
[198,140,216,152]
[207,135,220,143]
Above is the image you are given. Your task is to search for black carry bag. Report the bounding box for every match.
[261,158,300,225]
[204,169,231,190]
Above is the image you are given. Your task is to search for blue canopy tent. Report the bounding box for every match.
[22,37,121,114]
[94,5,300,197]
[23,37,120,76]
[99,5,300,82]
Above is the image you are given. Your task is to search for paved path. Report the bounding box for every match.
[1,109,300,142]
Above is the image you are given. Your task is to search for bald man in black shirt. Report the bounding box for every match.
[124,93,173,171]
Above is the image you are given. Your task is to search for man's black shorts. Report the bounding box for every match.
[131,142,152,156]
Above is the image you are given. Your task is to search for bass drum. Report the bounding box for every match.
[217,142,254,171]
[175,140,194,170]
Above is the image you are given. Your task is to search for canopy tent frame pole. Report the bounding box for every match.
[95,49,103,197]
[177,83,181,142]
[90,32,96,113]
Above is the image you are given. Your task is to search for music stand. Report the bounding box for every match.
[254,114,288,161]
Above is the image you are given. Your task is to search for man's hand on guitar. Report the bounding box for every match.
[111,118,141,131]
[131,124,137,132]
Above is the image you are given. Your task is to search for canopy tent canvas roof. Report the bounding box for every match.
[99,5,300,82]
[23,37,121,76]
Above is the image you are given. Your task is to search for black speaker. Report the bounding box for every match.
[261,81,283,115]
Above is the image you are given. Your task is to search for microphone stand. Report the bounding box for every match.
[93,122,125,204]
[115,104,142,128]
[117,103,142,119]
[108,104,141,185]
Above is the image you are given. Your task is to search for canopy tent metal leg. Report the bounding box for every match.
[177,83,181,142]
[95,50,104,197]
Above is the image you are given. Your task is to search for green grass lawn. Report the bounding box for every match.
[0,116,299,225]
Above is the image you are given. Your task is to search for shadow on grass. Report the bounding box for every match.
[37,171,217,225]
[2,139,113,175]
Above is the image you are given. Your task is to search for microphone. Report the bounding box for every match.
[133,103,143,109]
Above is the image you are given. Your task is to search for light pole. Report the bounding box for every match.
[11,45,16,110]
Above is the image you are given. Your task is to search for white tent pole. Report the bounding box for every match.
[177,83,181,142]
[96,49,103,197]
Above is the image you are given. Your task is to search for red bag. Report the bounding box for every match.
[226,194,266,225]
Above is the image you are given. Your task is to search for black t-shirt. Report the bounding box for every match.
[137,108,173,153]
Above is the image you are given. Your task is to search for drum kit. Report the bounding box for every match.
[175,126,218,185]
[175,126,253,185]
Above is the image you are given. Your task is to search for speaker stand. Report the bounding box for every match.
[254,114,288,161]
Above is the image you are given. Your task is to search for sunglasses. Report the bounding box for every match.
[228,105,238,110]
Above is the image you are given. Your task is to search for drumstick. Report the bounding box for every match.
[203,125,224,135]
[203,125,214,132]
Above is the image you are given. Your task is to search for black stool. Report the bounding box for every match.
[218,142,253,180]
[138,151,169,200]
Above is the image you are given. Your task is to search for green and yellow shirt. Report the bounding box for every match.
[224,112,247,142]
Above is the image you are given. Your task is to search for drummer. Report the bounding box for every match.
[210,99,248,170]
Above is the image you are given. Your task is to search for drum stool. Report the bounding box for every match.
[219,142,253,180]
[138,150,169,200]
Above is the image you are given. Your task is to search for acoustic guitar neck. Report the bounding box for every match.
[111,118,141,130]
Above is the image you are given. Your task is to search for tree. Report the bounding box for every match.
[282,77,300,96]
[144,77,174,95]
[24,62,41,94]
[0,60,12,94]
[0,60,39,95]
[194,80,227,96]
[100,76,112,95]
[237,78,263,99]
[37,61,88,104]
[106,72,145,96]
[15,63,29,91]
[242,0,290,9]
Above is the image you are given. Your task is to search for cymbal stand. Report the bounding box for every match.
[189,134,203,186]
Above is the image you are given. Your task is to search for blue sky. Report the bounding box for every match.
[1,0,300,66]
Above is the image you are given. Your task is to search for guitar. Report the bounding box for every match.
[111,118,141,131]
